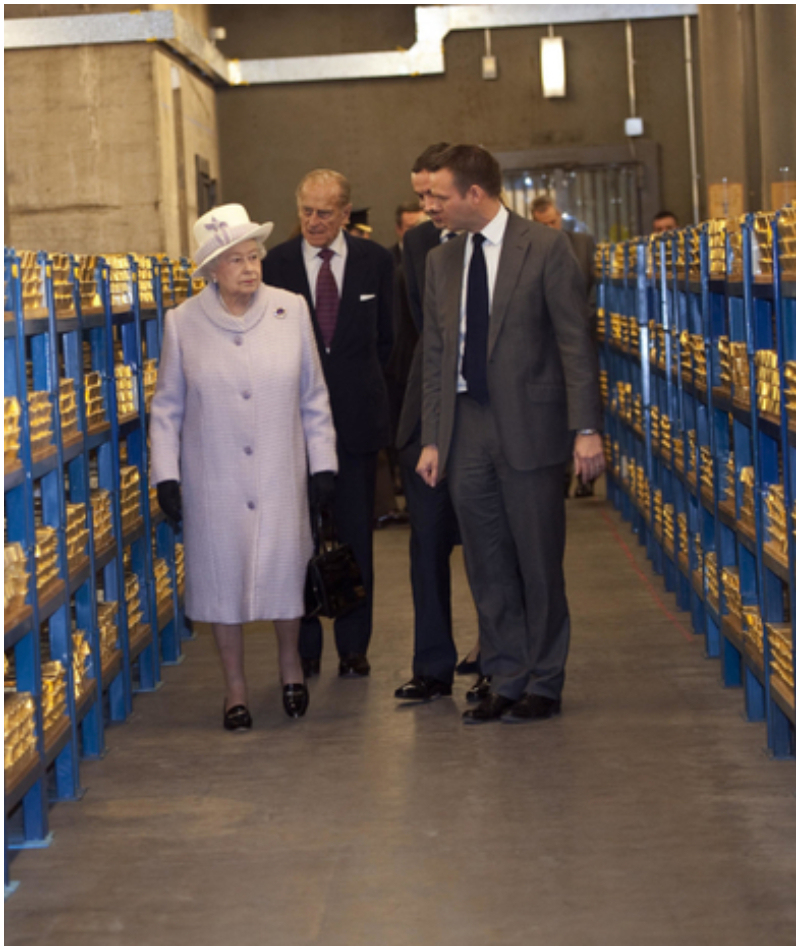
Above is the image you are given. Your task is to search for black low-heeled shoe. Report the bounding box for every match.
[283,683,309,719]
[223,703,253,731]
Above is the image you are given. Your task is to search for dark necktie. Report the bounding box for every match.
[463,232,489,404]
[315,247,339,348]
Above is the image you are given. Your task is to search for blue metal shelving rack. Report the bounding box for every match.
[4,248,191,897]
[599,209,796,759]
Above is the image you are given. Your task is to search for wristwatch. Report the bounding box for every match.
[578,429,599,436]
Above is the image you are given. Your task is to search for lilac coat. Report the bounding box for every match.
[149,283,337,623]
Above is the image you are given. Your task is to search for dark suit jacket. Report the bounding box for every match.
[421,211,602,476]
[262,232,394,454]
[396,221,442,450]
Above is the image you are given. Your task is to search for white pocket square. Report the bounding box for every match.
[360,294,376,301]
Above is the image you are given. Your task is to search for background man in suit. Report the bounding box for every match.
[531,194,598,498]
[417,145,604,723]
[262,169,394,678]
[394,143,482,704]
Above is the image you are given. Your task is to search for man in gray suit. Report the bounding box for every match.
[416,145,604,723]
[532,194,597,497]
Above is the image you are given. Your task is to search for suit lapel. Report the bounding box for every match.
[336,231,362,348]
[286,237,313,311]
[489,213,531,358]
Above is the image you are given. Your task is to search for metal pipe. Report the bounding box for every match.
[625,20,637,117]
[684,15,701,223]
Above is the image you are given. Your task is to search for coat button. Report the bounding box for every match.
[247,501,256,510]
[244,446,253,456]
[234,336,243,346]
[242,390,251,400]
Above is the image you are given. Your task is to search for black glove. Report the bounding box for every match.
[309,470,336,517]
[156,480,183,528]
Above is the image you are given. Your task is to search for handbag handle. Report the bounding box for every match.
[311,507,339,554]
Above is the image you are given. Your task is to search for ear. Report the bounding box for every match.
[467,184,484,205]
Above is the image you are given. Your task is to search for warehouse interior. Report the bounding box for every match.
[3,4,797,946]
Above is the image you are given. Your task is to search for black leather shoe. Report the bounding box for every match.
[501,694,562,723]
[462,693,515,724]
[301,657,321,679]
[283,683,309,719]
[394,675,452,702]
[465,674,492,703]
[455,654,480,676]
[338,654,371,677]
[223,704,253,731]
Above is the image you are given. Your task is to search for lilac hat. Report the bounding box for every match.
[192,204,274,278]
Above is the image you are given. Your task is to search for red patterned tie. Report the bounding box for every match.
[315,248,339,348]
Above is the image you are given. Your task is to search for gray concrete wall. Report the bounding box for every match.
[213,8,698,247]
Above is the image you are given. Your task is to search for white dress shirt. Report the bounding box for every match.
[302,229,348,307]
[457,203,509,392]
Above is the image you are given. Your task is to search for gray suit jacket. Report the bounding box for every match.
[421,211,602,477]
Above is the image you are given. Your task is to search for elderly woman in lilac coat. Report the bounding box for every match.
[150,205,338,728]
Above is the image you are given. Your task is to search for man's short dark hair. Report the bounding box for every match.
[430,144,503,199]
[653,210,677,223]
[411,142,451,174]
[395,200,421,228]
[531,195,556,216]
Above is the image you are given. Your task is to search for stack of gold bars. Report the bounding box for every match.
[764,484,787,561]
[653,489,663,538]
[690,335,707,389]
[730,342,750,405]
[143,359,158,413]
[755,349,780,418]
[741,606,764,655]
[50,253,74,315]
[599,370,609,408]
[686,227,700,280]
[19,250,44,314]
[29,391,54,458]
[115,363,136,419]
[59,377,80,443]
[4,542,29,617]
[686,430,697,482]
[175,543,185,598]
[739,467,756,525]
[65,503,89,573]
[125,572,143,633]
[727,216,744,281]
[4,691,37,775]
[767,623,794,691]
[632,392,643,433]
[679,331,693,380]
[107,255,133,309]
[776,201,796,278]
[699,446,714,497]
[677,512,689,567]
[650,406,660,453]
[596,308,607,343]
[662,502,675,550]
[720,454,736,506]
[84,371,106,430]
[153,558,173,617]
[119,465,142,534]
[135,255,156,308]
[34,526,59,594]
[41,660,67,735]
[74,255,101,312]
[633,463,650,516]
[90,488,114,552]
[659,412,672,461]
[97,602,119,664]
[785,361,796,418]
[721,567,742,620]
[673,432,685,472]
[72,630,92,700]
[708,220,728,278]
[752,212,775,279]
[5,396,21,469]
[609,313,624,350]
[717,337,732,396]
[704,551,719,609]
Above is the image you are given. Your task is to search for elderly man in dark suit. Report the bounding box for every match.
[262,169,394,679]
[531,194,598,498]
[417,145,604,723]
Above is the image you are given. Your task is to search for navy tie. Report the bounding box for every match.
[316,248,339,348]
[463,233,489,404]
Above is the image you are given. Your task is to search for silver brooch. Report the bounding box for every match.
[274,308,286,319]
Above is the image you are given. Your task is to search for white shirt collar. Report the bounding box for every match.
[478,203,509,246]
[302,229,348,263]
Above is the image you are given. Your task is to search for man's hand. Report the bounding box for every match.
[573,433,605,484]
[416,445,439,488]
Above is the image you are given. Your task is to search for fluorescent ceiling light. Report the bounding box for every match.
[540,36,566,98]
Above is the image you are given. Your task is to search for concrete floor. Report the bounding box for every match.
[4,495,796,946]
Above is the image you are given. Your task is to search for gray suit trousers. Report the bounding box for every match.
[447,395,570,701]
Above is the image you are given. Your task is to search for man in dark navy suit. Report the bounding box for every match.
[393,143,482,704]
[262,169,394,678]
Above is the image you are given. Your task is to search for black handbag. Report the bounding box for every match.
[303,509,366,620]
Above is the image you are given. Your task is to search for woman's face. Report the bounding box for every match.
[211,239,262,300]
